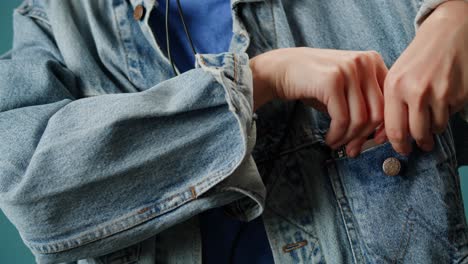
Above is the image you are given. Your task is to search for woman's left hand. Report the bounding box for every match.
[379,0,468,155]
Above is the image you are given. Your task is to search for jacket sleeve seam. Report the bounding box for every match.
[16,0,50,26]
[27,159,242,254]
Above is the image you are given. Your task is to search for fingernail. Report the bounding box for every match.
[347,147,359,158]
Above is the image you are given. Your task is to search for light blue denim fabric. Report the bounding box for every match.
[0,0,467,263]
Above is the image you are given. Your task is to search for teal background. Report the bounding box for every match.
[0,1,467,263]
[1,1,35,263]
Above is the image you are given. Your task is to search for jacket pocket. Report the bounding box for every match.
[332,129,468,263]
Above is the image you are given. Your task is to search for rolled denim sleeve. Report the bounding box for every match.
[0,5,264,263]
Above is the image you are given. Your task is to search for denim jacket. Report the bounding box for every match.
[1,0,467,263]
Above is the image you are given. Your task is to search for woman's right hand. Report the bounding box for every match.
[250,47,388,157]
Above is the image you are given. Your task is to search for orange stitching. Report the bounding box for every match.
[190,186,197,199]
[282,240,308,253]
[233,55,238,85]
[137,207,149,214]
[200,55,207,66]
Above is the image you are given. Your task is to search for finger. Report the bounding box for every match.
[346,137,367,158]
[373,52,389,91]
[325,89,349,148]
[385,97,411,155]
[368,53,388,145]
[374,123,388,144]
[430,101,449,134]
[409,103,434,151]
[333,69,367,148]
[357,62,385,143]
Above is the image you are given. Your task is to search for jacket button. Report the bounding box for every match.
[382,157,401,176]
[133,5,145,21]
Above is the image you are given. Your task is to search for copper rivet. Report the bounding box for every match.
[382,157,401,176]
[133,5,145,21]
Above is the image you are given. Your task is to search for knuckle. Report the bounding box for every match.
[368,50,383,61]
[387,128,405,142]
[356,115,368,128]
[435,86,451,102]
[345,54,361,70]
[328,67,345,87]
[350,118,368,134]
[349,126,360,136]
[384,73,403,93]
[343,61,356,75]
[370,112,384,127]
[351,53,364,66]
[386,73,428,95]
[408,88,430,107]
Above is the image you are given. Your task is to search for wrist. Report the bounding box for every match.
[250,51,281,112]
[426,1,468,24]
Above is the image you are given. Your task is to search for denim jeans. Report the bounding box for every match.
[0,0,467,263]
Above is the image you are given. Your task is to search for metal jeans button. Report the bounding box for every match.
[382,157,401,176]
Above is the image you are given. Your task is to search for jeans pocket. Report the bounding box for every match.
[332,130,467,263]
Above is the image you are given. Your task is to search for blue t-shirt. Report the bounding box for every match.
[152,0,233,73]
[151,1,274,263]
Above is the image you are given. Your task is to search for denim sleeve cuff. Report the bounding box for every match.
[196,52,254,130]
[196,52,266,222]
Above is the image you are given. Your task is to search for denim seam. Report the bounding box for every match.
[16,0,50,26]
[28,159,240,254]
[411,207,459,253]
[264,207,320,245]
[358,207,415,264]
[111,0,133,85]
[17,9,50,26]
[269,0,279,49]
[327,162,365,264]
[393,208,414,263]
